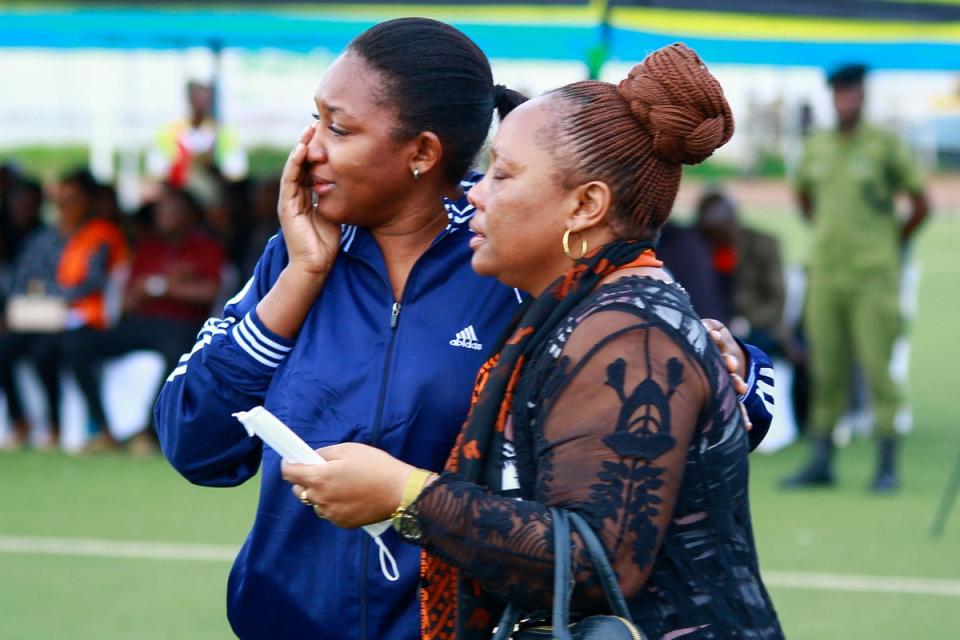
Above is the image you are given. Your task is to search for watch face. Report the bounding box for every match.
[393,510,422,541]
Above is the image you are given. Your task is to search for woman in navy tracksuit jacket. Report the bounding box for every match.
[155,18,774,640]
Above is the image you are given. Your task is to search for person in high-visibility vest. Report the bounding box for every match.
[148,80,247,188]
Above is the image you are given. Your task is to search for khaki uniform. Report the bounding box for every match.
[795,125,924,438]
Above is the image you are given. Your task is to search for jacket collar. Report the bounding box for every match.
[442,171,481,235]
[339,172,481,256]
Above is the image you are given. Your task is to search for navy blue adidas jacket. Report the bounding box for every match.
[741,343,775,451]
[156,185,520,639]
[155,182,774,640]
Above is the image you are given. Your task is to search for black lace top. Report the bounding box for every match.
[410,276,783,639]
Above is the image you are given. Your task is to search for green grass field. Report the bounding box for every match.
[1,206,959,639]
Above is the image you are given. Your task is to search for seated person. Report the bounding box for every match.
[0,180,64,449]
[695,190,786,356]
[62,184,224,454]
[54,169,129,451]
[656,220,727,321]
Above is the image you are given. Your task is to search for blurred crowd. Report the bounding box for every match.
[0,66,928,498]
[0,152,797,457]
[0,78,285,455]
[0,157,279,454]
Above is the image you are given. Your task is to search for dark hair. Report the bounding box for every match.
[695,190,735,221]
[828,63,867,89]
[348,17,525,183]
[59,168,99,198]
[94,182,117,198]
[547,43,733,240]
[13,178,42,201]
[161,183,206,224]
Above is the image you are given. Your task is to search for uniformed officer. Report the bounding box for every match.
[784,64,928,493]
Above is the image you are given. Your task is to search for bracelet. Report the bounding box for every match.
[391,468,434,518]
[390,468,434,537]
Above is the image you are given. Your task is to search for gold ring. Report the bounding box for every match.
[299,489,312,506]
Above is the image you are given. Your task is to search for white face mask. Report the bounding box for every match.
[234,407,400,582]
[365,521,400,581]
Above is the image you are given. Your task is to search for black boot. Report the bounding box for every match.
[781,436,836,489]
[870,437,899,494]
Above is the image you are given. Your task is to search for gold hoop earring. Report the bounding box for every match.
[562,229,588,260]
[412,167,421,180]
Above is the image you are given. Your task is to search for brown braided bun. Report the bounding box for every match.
[546,42,733,238]
[619,42,733,165]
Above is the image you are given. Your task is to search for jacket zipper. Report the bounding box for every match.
[357,223,450,640]
[390,301,401,329]
[360,300,403,640]
[374,301,402,446]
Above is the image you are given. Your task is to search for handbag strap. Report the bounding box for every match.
[492,508,635,639]
[568,511,634,621]
[493,507,573,640]
[492,603,522,640]
[550,507,574,640]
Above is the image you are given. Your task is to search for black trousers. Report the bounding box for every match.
[59,316,201,432]
[0,332,61,427]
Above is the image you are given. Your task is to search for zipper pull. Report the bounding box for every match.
[390,302,402,329]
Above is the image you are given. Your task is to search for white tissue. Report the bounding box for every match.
[233,406,400,582]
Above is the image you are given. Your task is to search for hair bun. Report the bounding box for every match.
[618,43,734,165]
[491,83,527,120]
[493,84,507,107]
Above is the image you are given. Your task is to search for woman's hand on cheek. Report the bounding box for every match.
[282,443,415,528]
[279,124,342,277]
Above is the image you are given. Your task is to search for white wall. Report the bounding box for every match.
[1,47,956,183]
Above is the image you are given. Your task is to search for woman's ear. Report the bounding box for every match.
[569,180,612,233]
[409,131,443,177]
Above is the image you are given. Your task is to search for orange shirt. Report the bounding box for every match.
[57,219,128,329]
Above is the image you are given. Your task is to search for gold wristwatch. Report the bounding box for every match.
[390,468,434,540]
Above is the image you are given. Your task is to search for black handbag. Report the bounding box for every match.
[492,507,646,640]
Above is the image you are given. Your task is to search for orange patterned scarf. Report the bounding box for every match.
[421,241,661,640]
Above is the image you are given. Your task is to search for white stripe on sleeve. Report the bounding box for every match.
[242,314,292,354]
[231,325,282,368]
[235,319,287,361]
[166,364,187,382]
[225,277,254,307]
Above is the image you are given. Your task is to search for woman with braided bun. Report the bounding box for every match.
[285,43,784,639]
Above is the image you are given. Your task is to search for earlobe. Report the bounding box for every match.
[411,131,443,177]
